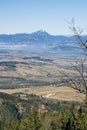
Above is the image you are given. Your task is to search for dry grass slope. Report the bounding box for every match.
[0,86,85,102]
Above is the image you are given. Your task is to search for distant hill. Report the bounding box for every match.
[0,30,80,44]
[0,30,86,54]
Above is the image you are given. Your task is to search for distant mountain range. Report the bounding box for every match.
[0,30,85,44]
[0,30,86,55]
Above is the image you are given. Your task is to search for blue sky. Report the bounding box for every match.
[0,0,87,34]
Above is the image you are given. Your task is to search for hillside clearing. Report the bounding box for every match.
[0,86,85,102]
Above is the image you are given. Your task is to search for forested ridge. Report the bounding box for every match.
[0,92,87,130]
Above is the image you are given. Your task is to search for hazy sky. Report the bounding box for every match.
[0,0,87,34]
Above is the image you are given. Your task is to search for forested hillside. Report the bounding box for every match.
[0,92,87,130]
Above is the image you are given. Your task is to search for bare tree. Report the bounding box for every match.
[68,18,87,50]
[61,19,87,102]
